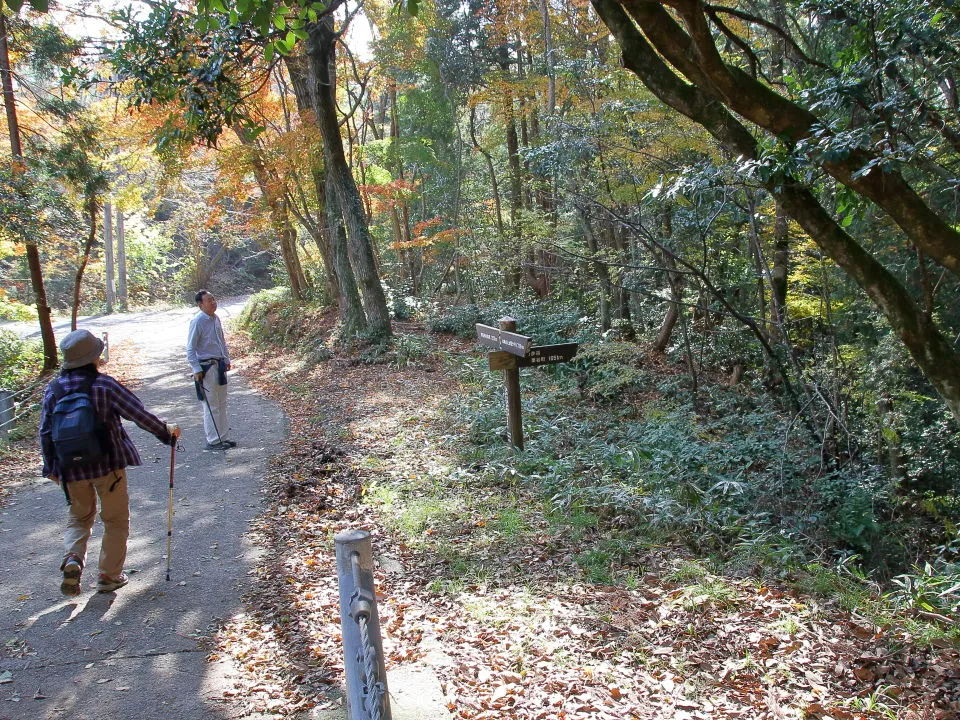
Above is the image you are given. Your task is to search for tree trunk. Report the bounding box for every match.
[117,209,128,311]
[745,198,768,339]
[769,201,789,336]
[591,0,960,423]
[283,53,342,306]
[767,2,789,338]
[504,102,524,292]
[71,196,98,331]
[1,8,57,370]
[287,53,363,325]
[307,17,391,338]
[652,209,681,353]
[500,47,525,293]
[326,172,367,335]
[470,106,505,242]
[652,290,679,353]
[538,0,555,112]
[388,87,420,294]
[577,206,611,332]
[609,221,635,339]
[104,201,115,313]
[310,167,343,304]
[233,124,307,303]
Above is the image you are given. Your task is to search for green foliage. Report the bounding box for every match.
[389,333,434,369]
[121,215,179,306]
[477,297,582,345]
[0,157,80,250]
[426,303,480,336]
[109,1,255,149]
[577,548,615,585]
[448,346,924,574]
[0,297,37,322]
[887,562,960,615]
[837,331,960,494]
[575,341,650,400]
[6,0,50,13]
[238,286,296,345]
[0,330,43,391]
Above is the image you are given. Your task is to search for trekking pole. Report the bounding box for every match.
[166,442,175,581]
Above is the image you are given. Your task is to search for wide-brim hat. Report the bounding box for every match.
[60,329,104,369]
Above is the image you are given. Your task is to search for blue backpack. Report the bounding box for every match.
[50,374,108,470]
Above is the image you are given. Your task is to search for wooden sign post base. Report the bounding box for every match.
[476,318,579,451]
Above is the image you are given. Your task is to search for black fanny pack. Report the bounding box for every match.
[196,359,228,400]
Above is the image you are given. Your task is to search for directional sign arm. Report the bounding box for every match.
[516,343,579,367]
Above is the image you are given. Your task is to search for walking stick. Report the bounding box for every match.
[167,442,175,581]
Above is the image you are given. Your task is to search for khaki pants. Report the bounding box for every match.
[63,470,129,578]
[200,365,229,445]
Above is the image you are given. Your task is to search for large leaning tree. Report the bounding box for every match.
[109,0,391,338]
[590,0,960,423]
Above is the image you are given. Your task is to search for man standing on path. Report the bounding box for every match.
[39,329,181,596]
[186,289,236,450]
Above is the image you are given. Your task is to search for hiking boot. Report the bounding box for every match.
[60,557,82,596]
[96,572,128,593]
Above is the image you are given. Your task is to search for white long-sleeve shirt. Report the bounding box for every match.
[186,310,230,374]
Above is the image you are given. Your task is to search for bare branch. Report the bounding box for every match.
[705,3,831,71]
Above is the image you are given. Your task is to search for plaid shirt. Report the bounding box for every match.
[39,368,175,482]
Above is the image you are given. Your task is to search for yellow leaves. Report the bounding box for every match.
[0,239,26,257]
[390,237,434,250]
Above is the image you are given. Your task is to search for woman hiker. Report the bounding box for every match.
[39,329,182,595]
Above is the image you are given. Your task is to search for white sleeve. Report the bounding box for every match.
[217,316,230,365]
[186,316,202,373]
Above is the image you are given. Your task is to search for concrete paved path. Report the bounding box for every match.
[0,299,288,719]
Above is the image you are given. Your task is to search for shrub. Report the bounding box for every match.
[426,303,480,336]
[238,287,295,346]
[575,340,651,400]
[0,296,37,322]
[479,297,581,344]
[447,348,913,574]
[0,330,43,390]
[887,561,960,615]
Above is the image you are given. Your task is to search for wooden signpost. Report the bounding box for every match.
[477,317,579,450]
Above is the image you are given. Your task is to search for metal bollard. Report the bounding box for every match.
[335,530,392,720]
[101,332,109,364]
[0,390,12,444]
